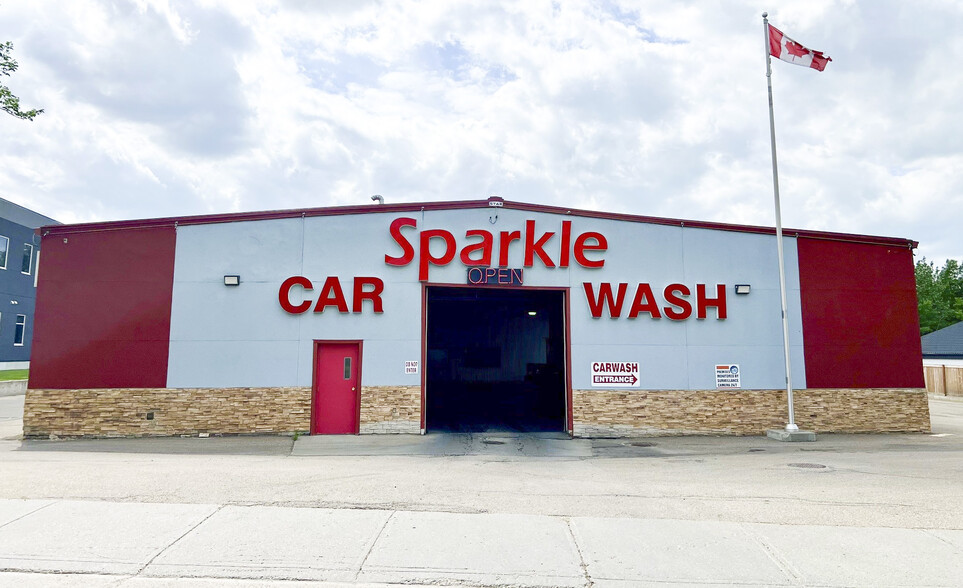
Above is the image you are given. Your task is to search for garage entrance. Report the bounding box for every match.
[425,286,567,432]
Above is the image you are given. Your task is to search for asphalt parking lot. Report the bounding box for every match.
[0,394,961,586]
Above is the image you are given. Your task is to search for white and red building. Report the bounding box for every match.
[23,198,929,438]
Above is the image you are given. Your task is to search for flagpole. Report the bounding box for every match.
[763,11,798,432]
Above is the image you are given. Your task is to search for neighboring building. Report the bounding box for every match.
[0,197,59,370]
[922,321,963,396]
[24,198,929,438]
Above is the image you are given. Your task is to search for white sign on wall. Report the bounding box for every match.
[405,360,419,375]
[591,362,640,387]
[715,364,741,388]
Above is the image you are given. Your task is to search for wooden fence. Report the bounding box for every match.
[924,365,963,397]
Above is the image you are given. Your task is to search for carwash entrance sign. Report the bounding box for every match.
[591,362,640,387]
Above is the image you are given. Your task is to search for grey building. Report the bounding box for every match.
[0,197,59,369]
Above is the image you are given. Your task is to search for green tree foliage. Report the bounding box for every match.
[1,41,43,120]
[916,258,963,335]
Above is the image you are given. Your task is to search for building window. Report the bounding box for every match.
[21,243,33,275]
[0,236,7,269]
[14,315,26,346]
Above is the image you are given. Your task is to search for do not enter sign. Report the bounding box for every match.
[591,362,640,387]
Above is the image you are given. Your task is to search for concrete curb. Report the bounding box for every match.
[0,380,26,397]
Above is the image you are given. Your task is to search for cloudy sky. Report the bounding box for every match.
[1,0,959,262]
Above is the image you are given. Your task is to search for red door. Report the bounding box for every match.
[313,342,361,434]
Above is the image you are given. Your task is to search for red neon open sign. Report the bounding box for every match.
[466,267,524,286]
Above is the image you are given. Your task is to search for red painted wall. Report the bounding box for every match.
[28,227,176,389]
[797,238,924,388]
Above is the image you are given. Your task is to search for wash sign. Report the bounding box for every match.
[591,362,640,387]
[715,364,741,388]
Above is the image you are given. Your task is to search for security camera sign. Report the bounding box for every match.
[715,364,741,388]
[591,362,640,387]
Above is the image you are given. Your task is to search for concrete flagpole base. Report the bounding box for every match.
[767,428,817,442]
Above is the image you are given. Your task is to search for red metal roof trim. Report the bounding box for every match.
[38,198,917,248]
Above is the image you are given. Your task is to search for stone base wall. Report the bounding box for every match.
[24,385,929,439]
[573,388,931,437]
[360,385,421,434]
[24,387,311,439]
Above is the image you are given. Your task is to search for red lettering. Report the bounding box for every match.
[314,276,350,313]
[697,284,727,319]
[385,217,417,266]
[385,216,610,275]
[353,277,384,313]
[279,276,312,314]
[628,283,662,319]
[524,220,555,267]
[559,220,572,267]
[460,230,493,266]
[663,284,692,320]
[498,230,521,266]
[419,229,456,281]
[583,282,628,318]
[574,232,607,268]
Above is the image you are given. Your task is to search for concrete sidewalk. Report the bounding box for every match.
[1,499,961,587]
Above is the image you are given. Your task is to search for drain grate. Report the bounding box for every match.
[627,441,656,447]
[748,448,766,453]
[788,462,827,469]
[481,439,506,445]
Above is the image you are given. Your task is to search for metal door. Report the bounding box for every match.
[313,341,361,434]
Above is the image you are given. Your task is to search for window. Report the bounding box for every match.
[14,315,26,346]
[0,236,7,269]
[21,244,33,275]
[343,357,351,379]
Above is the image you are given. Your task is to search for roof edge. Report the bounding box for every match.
[37,198,918,248]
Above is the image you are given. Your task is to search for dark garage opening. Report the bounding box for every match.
[426,286,567,432]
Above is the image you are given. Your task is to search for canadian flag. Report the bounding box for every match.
[768,25,832,71]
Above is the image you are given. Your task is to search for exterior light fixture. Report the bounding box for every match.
[527,311,537,316]
[371,195,384,204]
[224,275,240,286]
[734,284,751,295]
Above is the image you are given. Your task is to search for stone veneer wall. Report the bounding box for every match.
[24,386,929,439]
[24,387,311,439]
[573,388,930,437]
[360,385,421,434]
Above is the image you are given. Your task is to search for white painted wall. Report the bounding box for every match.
[167,206,806,390]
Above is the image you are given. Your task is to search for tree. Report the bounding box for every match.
[1,41,43,120]
[916,257,963,335]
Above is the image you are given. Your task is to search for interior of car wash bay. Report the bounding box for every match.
[425,286,567,433]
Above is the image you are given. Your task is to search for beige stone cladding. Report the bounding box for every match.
[573,388,930,437]
[24,387,311,438]
[360,385,421,434]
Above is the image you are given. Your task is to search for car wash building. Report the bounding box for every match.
[23,198,929,438]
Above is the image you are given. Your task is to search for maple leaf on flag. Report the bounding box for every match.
[768,25,832,71]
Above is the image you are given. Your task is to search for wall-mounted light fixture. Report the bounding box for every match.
[224,275,240,286]
[527,311,537,316]
[734,284,751,295]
